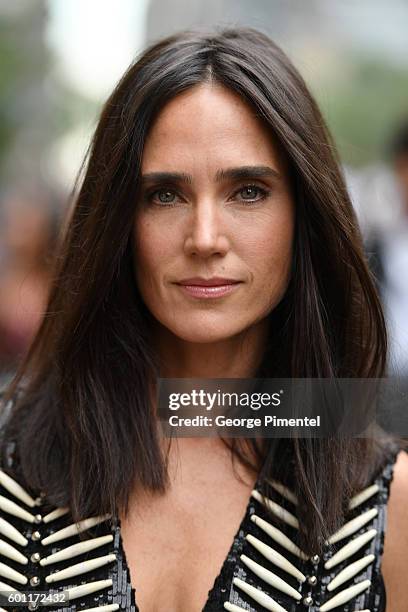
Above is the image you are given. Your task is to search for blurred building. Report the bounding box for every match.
[0,0,52,189]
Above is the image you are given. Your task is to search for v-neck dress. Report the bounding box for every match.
[0,396,401,612]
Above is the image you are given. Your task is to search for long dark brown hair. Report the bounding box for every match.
[1,26,401,555]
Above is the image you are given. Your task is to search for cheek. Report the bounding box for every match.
[133,216,169,278]
[244,208,295,297]
[133,219,164,299]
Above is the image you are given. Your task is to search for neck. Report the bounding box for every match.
[150,317,270,378]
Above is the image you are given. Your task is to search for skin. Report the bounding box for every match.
[381,449,408,612]
[126,83,408,611]
[133,82,295,379]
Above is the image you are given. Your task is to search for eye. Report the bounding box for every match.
[233,184,270,203]
[146,188,179,206]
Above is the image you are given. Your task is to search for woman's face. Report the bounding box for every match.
[133,83,295,343]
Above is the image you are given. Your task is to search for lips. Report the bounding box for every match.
[175,277,242,299]
[177,277,241,286]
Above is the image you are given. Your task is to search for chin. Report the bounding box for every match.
[163,316,245,344]
[172,330,234,344]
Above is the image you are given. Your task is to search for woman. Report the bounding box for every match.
[0,27,407,612]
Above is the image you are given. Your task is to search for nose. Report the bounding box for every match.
[183,198,230,258]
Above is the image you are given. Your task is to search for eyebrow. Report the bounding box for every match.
[139,165,282,186]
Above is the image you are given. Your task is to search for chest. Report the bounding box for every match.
[119,467,256,611]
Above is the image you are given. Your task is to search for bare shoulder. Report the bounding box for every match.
[381,449,408,612]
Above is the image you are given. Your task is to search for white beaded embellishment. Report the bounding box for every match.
[0,467,119,610]
[225,475,382,611]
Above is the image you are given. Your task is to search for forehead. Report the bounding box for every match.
[141,83,286,173]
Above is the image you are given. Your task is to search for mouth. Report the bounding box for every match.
[174,277,242,299]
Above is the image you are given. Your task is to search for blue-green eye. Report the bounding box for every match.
[156,189,176,203]
[145,183,270,207]
[241,186,261,199]
[235,184,270,203]
[144,188,180,206]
